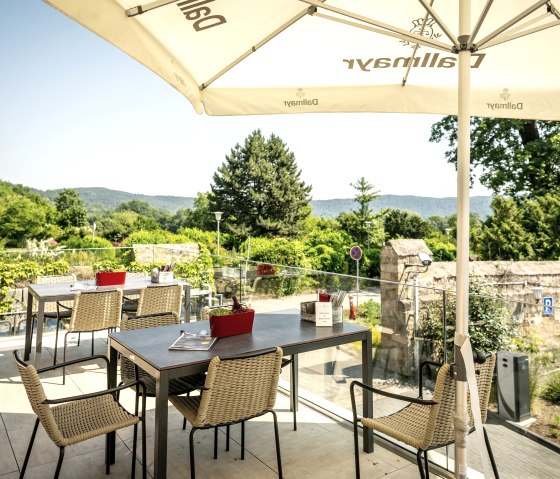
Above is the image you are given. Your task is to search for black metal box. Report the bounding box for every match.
[497,351,531,422]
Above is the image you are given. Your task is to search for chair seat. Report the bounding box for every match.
[362,403,432,450]
[129,373,207,397]
[122,300,138,313]
[43,309,73,320]
[51,393,139,447]
[170,395,202,425]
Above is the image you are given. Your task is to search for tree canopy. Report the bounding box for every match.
[208,130,312,238]
[54,189,87,229]
[430,117,560,200]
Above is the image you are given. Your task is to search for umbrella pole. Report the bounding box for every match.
[454,0,471,478]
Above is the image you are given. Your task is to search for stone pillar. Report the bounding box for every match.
[379,239,433,377]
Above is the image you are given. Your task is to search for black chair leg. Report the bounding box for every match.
[53,321,60,365]
[131,421,138,479]
[352,417,360,479]
[424,450,429,479]
[226,425,230,451]
[271,410,283,478]
[62,332,69,385]
[213,427,218,459]
[483,426,500,479]
[241,421,245,460]
[189,428,197,479]
[416,450,426,479]
[183,417,187,430]
[91,331,94,356]
[54,447,64,479]
[20,417,39,478]
[141,417,147,479]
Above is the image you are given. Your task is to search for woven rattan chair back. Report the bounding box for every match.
[430,352,496,449]
[68,289,123,333]
[37,275,76,313]
[15,357,65,445]
[194,347,283,428]
[120,312,180,383]
[137,284,182,318]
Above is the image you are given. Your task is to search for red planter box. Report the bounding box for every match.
[209,309,255,338]
[95,271,127,286]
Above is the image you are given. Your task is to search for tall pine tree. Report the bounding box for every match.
[208,130,312,238]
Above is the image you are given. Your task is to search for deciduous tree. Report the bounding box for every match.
[430,117,560,199]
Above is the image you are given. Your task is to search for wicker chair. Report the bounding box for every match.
[13,350,146,479]
[170,347,284,479]
[119,312,206,396]
[121,271,149,316]
[350,353,498,479]
[134,284,183,318]
[53,289,123,384]
[201,305,297,432]
[35,274,77,326]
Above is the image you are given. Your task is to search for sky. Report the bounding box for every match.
[0,1,492,201]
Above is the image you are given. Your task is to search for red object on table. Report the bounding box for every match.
[95,271,127,286]
[209,309,255,337]
[319,293,331,302]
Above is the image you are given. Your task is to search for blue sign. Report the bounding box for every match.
[543,296,553,315]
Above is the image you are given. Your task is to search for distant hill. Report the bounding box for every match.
[36,187,195,211]
[31,186,492,219]
[312,195,493,219]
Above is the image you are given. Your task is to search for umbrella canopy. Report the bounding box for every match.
[42,1,560,477]
[45,0,560,119]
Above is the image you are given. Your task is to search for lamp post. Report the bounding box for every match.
[365,221,372,249]
[445,227,451,243]
[214,212,223,256]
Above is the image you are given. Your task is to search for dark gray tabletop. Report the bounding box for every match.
[109,313,371,372]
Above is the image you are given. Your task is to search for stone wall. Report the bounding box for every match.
[132,243,200,265]
[379,239,560,375]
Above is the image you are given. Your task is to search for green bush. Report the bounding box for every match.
[61,235,116,261]
[541,372,560,404]
[421,279,515,362]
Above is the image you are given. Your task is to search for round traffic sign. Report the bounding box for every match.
[350,245,362,261]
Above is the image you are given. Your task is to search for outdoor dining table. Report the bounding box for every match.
[22,277,191,364]
[107,312,373,478]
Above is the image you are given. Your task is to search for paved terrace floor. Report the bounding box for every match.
[1,294,557,478]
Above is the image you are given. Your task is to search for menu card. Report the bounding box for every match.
[315,301,333,327]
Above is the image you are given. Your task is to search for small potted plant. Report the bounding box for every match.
[208,296,255,337]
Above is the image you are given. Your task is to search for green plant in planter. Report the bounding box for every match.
[208,296,249,316]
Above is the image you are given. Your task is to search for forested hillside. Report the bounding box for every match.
[32,186,492,219]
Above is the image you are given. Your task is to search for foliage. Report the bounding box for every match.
[541,372,560,404]
[96,210,157,244]
[382,208,436,240]
[425,237,456,261]
[354,300,382,347]
[421,280,515,362]
[116,199,171,229]
[248,237,311,269]
[430,117,560,199]
[0,258,69,312]
[0,182,57,246]
[208,129,312,238]
[61,235,116,261]
[54,189,88,229]
[173,249,214,288]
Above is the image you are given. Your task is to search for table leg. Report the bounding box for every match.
[23,292,34,361]
[290,354,298,431]
[107,345,118,465]
[154,372,169,478]
[362,334,373,452]
[34,301,45,366]
[184,285,191,322]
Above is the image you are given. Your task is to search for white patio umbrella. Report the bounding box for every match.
[43,1,560,476]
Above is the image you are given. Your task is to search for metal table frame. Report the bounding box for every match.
[23,277,190,363]
[108,313,373,478]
